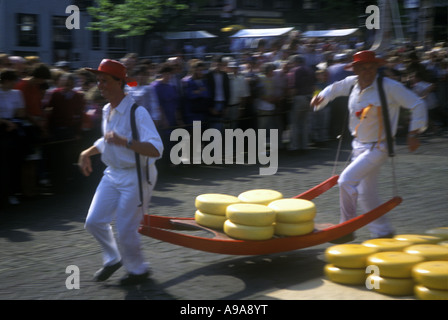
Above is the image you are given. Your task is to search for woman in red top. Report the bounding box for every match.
[15,63,52,138]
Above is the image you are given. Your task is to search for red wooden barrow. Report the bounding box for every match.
[139,175,402,255]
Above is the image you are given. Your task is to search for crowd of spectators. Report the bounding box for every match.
[1,35,447,207]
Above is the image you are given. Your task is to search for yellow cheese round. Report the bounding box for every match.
[439,241,448,248]
[367,251,425,278]
[223,220,274,241]
[404,244,448,261]
[195,194,240,216]
[394,234,442,245]
[325,244,378,269]
[274,221,315,237]
[425,227,448,240]
[414,285,448,300]
[268,198,316,223]
[367,275,415,296]
[412,261,448,290]
[238,189,283,205]
[324,264,366,285]
[226,203,276,227]
[362,238,412,252]
[195,210,227,230]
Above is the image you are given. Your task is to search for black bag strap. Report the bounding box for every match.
[130,103,143,207]
[377,75,395,157]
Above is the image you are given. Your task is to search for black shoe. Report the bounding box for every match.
[329,233,355,244]
[119,271,150,286]
[93,261,122,282]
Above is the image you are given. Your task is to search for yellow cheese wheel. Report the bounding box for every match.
[226,203,276,227]
[324,264,366,285]
[366,275,415,296]
[238,189,283,205]
[362,238,412,252]
[223,220,274,241]
[195,210,227,230]
[274,221,315,237]
[404,244,448,261]
[367,251,425,278]
[195,194,240,216]
[425,227,448,240]
[412,261,448,290]
[394,234,442,245]
[439,241,448,248]
[325,244,378,269]
[414,285,448,300]
[268,199,316,223]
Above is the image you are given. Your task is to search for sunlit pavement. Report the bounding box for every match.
[1,132,447,300]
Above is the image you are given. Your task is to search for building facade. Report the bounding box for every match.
[0,0,446,69]
[0,0,135,69]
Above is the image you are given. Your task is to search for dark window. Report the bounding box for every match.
[17,14,39,47]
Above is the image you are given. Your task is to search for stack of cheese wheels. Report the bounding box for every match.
[413,261,448,300]
[224,203,276,240]
[366,251,424,296]
[194,193,240,230]
[324,244,378,285]
[404,244,448,261]
[394,234,442,245]
[362,238,412,252]
[268,199,316,237]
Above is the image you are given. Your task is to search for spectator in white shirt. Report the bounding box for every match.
[227,60,249,129]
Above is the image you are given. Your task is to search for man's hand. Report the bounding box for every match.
[78,151,93,177]
[310,95,324,109]
[407,134,421,152]
[105,131,127,147]
[78,146,100,177]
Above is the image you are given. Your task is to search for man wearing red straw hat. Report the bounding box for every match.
[311,50,427,241]
[78,59,163,285]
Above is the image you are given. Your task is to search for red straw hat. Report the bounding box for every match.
[344,50,386,70]
[85,59,137,87]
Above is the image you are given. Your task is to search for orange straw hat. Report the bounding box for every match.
[85,59,137,87]
[344,50,386,70]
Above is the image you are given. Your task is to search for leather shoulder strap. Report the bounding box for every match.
[130,103,143,207]
[377,76,395,157]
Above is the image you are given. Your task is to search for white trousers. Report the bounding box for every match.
[85,165,157,275]
[338,139,395,237]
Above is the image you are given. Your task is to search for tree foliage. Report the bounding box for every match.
[87,0,189,37]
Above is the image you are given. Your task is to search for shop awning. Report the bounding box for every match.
[301,28,359,38]
[164,31,218,40]
[230,27,295,38]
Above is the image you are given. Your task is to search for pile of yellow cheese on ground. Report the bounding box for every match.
[194,189,316,241]
[324,227,448,300]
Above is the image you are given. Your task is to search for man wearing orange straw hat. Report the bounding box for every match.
[311,50,427,241]
[78,59,163,285]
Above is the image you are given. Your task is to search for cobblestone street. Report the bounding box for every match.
[1,133,447,302]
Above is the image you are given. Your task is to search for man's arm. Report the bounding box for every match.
[104,131,160,158]
[310,75,357,111]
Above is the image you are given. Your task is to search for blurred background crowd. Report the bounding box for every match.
[1,35,447,207]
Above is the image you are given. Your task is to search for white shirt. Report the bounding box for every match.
[94,94,163,169]
[0,89,24,119]
[228,73,249,105]
[315,75,427,143]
